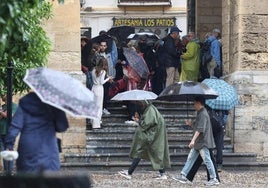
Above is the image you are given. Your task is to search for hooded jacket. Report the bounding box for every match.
[129,104,170,170]
[5,92,69,172]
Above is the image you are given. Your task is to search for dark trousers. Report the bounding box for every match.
[213,125,224,165]
[128,158,165,175]
[0,136,14,174]
[186,149,220,182]
[103,82,111,109]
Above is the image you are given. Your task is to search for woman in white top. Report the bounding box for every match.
[91,57,113,128]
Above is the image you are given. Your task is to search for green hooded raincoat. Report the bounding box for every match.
[129,104,170,170]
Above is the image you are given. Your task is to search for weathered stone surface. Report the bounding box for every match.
[240,53,268,70]
[241,15,268,34]
[239,0,268,15]
[47,52,81,71]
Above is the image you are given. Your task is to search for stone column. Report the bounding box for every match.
[44,1,87,155]
[222,0,268,161]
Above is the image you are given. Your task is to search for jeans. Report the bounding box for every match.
[85,71,93,90]
[186,149,220,182]
[0,135,14,173]
[181,147,217,179]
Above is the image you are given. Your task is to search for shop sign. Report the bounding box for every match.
[113,17,175,27]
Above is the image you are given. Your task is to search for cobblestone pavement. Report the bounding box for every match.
[89,170,268,188]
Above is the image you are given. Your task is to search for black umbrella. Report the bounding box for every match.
[127,32,160,41]
[157,81,218,117]
[157,81,218,101]
[107,26,135,48]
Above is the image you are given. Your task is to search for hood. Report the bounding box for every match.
[207,35,216,43]
[19,92,49,116]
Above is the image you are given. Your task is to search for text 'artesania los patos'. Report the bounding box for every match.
[113,17,176,27]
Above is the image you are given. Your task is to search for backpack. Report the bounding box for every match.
[199,40,212,81]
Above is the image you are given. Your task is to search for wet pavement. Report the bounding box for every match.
[89,169,268,188]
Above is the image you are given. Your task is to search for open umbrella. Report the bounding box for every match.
[157,81,218,101]
[202,78,239,110]
[23,67,99,119]
[127,32,160,41]
[111,89,157,101]
[107,26,135,48]
[157,81,218,117]
[123,47,150,79]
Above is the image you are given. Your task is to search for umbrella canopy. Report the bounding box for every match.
[123,47,150,79]
[107,26,135,48]
[23,67,99,119]
[157,81,218,101]
[127,32,160,41]
[202,78,239,110]
[111,89,157,101]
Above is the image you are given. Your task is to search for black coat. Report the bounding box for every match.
[162,35,179,68]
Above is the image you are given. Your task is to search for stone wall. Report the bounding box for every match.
[196,0,222,41]
[44,0,86,155]
[222,0,268,160]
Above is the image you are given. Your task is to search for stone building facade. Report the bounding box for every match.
[195,0,268,161]
[45,0,268,160]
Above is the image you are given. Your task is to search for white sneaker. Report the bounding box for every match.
[103,108,111,115]
[154,174,167,180]
[206,178,220,186]
[118,170,131,180]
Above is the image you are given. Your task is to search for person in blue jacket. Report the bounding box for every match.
[4,92,69,173]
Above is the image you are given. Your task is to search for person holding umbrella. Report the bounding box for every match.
[118,101,170,180]
[172,95,219,186]
[4,92,69,173]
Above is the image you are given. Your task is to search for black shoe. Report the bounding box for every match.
[86,123,93,130]
[217,164,223,172]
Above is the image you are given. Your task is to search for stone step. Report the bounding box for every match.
[61,160,268,171]
[101,114,196,124]
[86,128,194,137]
[85,144,233,154]
[86,136,232,147]
[65,150,250,164]
[107,106,196,116]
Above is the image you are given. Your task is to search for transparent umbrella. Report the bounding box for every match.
[23,67,99,119]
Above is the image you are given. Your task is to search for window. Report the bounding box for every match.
[118,0,171,6]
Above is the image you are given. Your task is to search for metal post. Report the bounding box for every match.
[6,61,13,128]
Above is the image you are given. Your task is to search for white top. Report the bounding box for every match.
[92,69,109,85]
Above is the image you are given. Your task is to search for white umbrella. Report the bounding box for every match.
[111,89,157,101]
[23,67,99,119]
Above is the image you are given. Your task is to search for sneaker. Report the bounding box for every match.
[153,174,167,180]
[206,178,220,186]
[172,174,190,184]
[118,170,131,180]
[103,108,111,115]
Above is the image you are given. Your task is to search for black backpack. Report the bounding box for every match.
[199,40,212,81]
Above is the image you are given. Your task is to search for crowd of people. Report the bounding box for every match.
[80,26,227,186]
[81,26,223,127]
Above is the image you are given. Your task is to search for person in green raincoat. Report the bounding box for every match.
[118,102,170,180]
[0,95,17,174]
[180,34,200,82]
